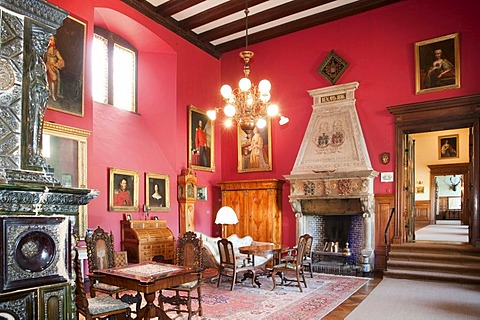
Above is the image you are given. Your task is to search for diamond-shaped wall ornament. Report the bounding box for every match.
[317,50,349,85]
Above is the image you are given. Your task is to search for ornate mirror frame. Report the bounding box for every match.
[42,121,90,239]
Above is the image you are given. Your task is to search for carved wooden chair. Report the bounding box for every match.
[271,234,309,292]
[85,226,141,313]
[158,231,203,319]
[217,238,256,291]
[282,233,314,277]
[74,248,131,320]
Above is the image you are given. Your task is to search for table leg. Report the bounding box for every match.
[137,292,171,320]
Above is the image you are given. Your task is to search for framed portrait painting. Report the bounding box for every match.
[237,120,272,173]
[196,186,207,201]
[145,172,170,212]
[109,168,139,212]
[415,33,460,94]
[188,105,215,172]
[46,15,86,116]
[438,134,459,159]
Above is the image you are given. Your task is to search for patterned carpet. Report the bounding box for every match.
[163,273,369,320]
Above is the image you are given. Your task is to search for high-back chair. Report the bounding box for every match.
[217,238,256,290]
[74,248,131,320]
[271,234,308,292]
[303,234,314,278]
[85,226,141,312]
[158,231,203,319]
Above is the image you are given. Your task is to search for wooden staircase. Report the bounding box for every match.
[384,241,480,284]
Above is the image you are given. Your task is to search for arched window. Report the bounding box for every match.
[92,26,137,112]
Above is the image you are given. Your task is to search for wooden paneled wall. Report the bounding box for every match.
[374,194,395,270]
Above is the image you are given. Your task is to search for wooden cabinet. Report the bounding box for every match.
[121,220,175,263]
[218,179,284,244]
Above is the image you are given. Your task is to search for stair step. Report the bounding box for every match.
[390,242,480,254]
[388,251,480,265]
[387,260,480,275]
[383,269,480,284]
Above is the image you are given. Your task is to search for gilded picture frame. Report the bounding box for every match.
[415,33,460,94]
[237,120,272,173]
[109,168,139,212]
[438,134,459,159]
[188,105,215,172]
[145,172,170,212]
[42,122,90,239]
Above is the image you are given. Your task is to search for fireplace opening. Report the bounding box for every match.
[324,215,350,248]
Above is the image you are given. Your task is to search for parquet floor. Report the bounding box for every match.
[322,271,383,319]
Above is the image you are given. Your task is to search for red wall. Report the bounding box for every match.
[219,0,480,246]
[45,0,479,249]
[45,0,222,249]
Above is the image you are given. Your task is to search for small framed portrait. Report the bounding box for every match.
[109,168,139,212]
[188,105,215,172]
[237,120,272,173]
[380,172,394,183]
[415,33,460,94]
[46,15,86,116]
[145,172,170,211]
[438,134,459,159]
[196,186,207,201]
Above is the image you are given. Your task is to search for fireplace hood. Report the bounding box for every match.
[284,82,378,214]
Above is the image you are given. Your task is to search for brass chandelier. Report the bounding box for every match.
[207,1,289,135]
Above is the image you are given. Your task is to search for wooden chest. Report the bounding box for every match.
[121,220,175,263]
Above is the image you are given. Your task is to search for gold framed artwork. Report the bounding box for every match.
[109,168,139,212]
[415,33,460,94]
[237,120,272,173]
[438,134,459,159]
[145,172,170,212]
[42,122,90,239]
[188,105,215,172]
[46,15,86,116]
[416,186,425,194]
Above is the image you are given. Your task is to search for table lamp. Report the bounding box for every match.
[215,206,238,238]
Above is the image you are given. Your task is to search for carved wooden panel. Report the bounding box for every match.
[374,194,395,270]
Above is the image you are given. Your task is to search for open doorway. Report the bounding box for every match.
[387,94,480,248]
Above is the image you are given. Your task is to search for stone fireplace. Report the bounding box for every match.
[284,82,378,272]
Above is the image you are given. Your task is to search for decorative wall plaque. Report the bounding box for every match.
[317,50,349,85]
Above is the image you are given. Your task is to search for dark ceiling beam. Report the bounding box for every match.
[155,0,205,16]
[179,0,269,30]
[198,0,335,43]
[121,0,221,58]
[216,0,402,54]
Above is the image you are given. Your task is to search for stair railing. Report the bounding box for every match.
[384,208,395,271]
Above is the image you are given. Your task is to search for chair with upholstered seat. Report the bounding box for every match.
[217,238,256,291]
[158,231,203,319]
[85,226,141,313]
[271,234,309,292]
[74,248,131,320]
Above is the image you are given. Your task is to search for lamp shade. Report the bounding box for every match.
[215,206,238,225]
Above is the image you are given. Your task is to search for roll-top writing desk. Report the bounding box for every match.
[121,220,175,263]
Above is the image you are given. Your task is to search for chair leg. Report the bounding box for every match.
[271,270,277,291]
[197,285,203,316]
[217,269,222,288]
[296,270,303,292]
[231,272,237,291]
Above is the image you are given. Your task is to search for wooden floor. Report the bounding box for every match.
[322,271,383,319]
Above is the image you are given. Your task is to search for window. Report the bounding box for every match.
[92,27,137,112]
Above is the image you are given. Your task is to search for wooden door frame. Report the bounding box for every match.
[427,163,469,225]
[388,94,480,247]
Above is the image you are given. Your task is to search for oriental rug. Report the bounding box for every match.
[163,273,369,320]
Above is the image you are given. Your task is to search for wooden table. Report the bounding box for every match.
[238,244,289,286]
[94,261,197,320]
